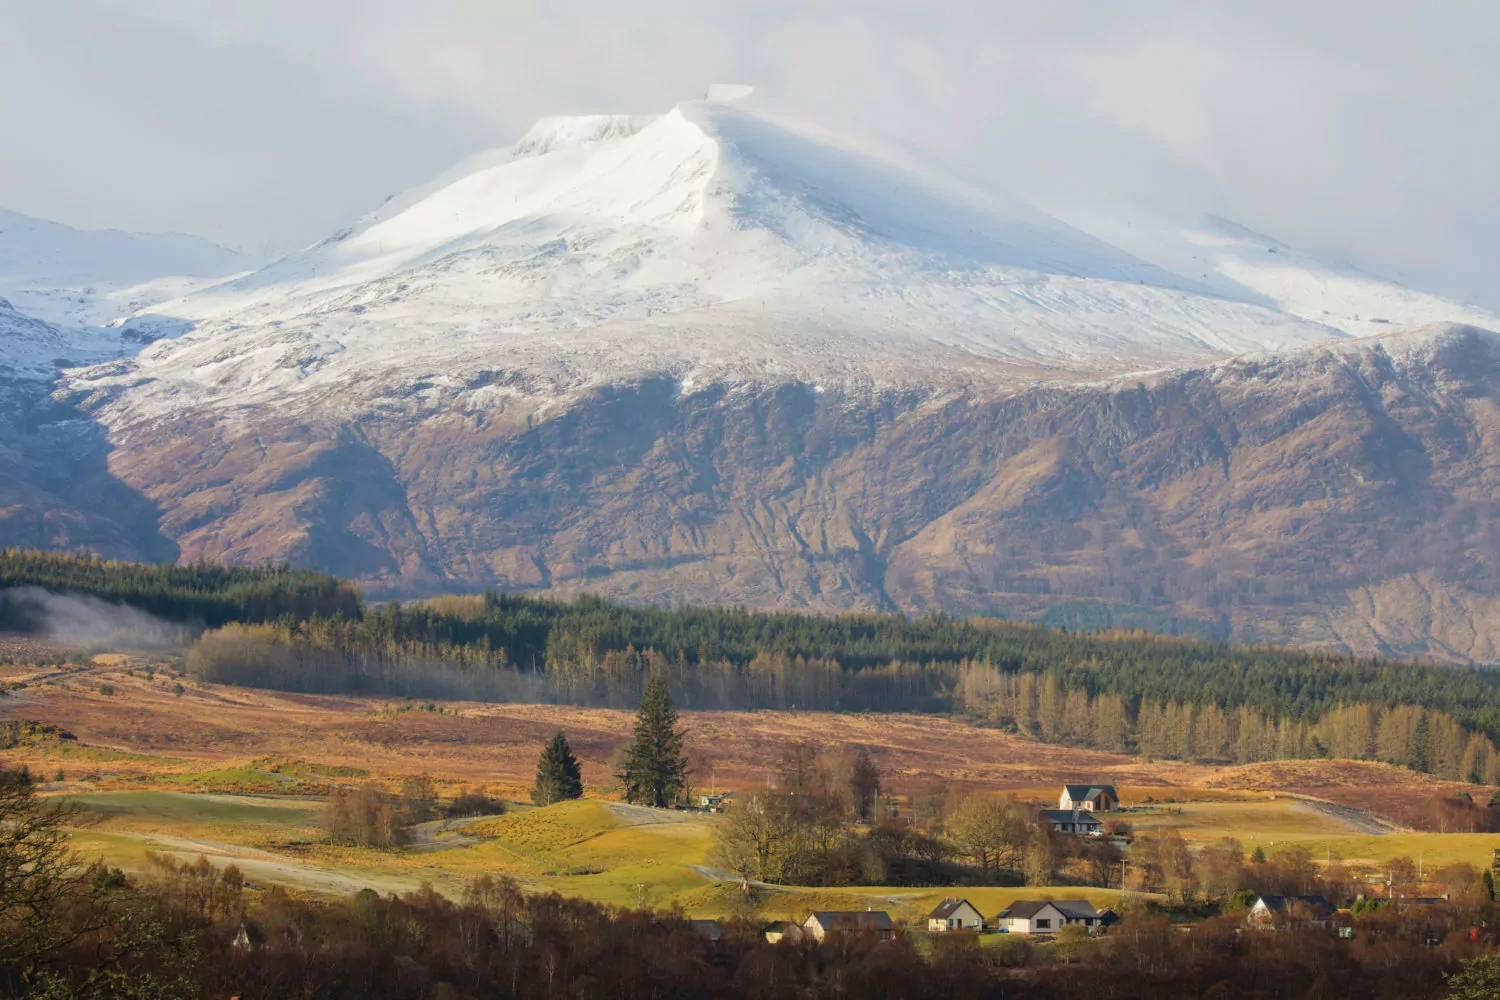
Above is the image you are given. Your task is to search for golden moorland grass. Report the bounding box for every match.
[5,653,1500,914]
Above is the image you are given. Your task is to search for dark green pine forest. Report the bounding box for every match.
[7,548,1500,778]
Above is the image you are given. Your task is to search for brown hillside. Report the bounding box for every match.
[12,325,1500,661]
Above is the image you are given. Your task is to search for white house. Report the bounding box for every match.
[1059,785,1119,812]
[926,898,984,933]
[1040,808,1105,836]
[994,900,1102,935]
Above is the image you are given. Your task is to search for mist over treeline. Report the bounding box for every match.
[13,550,1500,779]
[0,549,359,627]
[0,587,193,651]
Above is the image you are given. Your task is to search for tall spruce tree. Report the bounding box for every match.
[1409,713,1433,774]
[619,675,689,808]
[532,731,584,806]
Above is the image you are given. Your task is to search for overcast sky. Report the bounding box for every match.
[2,0,1496,308]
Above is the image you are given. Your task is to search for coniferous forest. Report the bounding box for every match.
[10,549,1500,780]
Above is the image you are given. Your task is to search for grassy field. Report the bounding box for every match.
[52,791,1149,923]
[40,770,1500,919]
[1128,799,1359,842]
[6,650,1500,921]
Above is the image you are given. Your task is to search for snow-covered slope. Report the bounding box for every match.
[81,94,1494,421]
[1068,213,1498,339]
[0,207,245,328]
[0,297,127,381]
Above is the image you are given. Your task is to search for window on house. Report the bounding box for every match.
[1036,919,1051,929]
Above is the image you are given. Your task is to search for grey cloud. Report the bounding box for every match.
[2,0,1496,308]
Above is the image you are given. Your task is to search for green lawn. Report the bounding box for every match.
[58,791,1498,920]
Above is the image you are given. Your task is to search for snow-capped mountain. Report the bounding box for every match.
[83,93,1498,424]
[0,207,245,328]
[11,90,1500,662]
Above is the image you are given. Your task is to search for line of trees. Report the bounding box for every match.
[955,668,1500,781]
[322,776,505,850]
[20,550,1500,780]
[189,619,1500,783]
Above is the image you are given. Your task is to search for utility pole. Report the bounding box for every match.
[636,882,647,909]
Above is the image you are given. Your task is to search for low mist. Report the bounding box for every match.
[0,587,196,651]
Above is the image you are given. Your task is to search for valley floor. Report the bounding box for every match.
[2,646,1495,919]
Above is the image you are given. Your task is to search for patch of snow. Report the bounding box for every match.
[511,114,655,158]
[0,300,129,380]
[1056,212,1497,340]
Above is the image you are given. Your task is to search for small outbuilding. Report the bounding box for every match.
[763,920,804,944]
[802,910,895,942]
[927,898,984,933]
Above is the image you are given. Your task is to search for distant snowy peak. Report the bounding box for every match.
[134,99,1245,326]
[0,207,245,327]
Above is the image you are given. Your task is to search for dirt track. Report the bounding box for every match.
[1294,796,1406,835]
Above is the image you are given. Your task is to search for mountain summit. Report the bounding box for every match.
[93,95,1497,423]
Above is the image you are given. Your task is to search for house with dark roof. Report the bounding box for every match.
[994,900,1102,935]
[1246,895,1337,931]
[802,910,895,942]
[1060,785,1119,812]
[926,898,984,932]
[1040,808,1105,836]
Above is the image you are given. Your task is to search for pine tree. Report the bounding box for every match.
[849,748,881,822]
[618,675,689,808]
[532,730,584,806]
[1409,712,1432,774]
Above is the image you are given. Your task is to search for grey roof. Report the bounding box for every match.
[688,919,723,941]
[807,911,894,930]
[997,899,1099,920]
[927,898,978,919]
[1051,900,1101,920]
[1062,784,1118,803]
[1256,895,1335,918]
[1040,808,1104,825]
